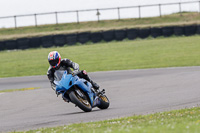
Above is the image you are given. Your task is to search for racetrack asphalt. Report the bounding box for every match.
[0,66,200,132]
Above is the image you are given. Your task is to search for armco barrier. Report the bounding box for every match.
[53,35,66,46]
[139,28,151,39]
[91,32,102,43]
[29,37,41,48]
[17,38,30,50]
[102,30,115,42]
[0,24,200,51]
[184,25,197,36]
[114,29,127,41]
[5,40,18,50]
[174,26,184,36]
[126,28,138,40]
[66,33,77,45]
[162,26,174,37]
[41,35,54,48]
[77,32,90,44]
[151,27,162,38]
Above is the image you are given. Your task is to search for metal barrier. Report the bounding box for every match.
[0,1,200,28]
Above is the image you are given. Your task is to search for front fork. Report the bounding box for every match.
[92,89,106,107]
[92,96,100,107]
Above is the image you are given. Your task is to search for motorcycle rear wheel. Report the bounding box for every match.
[69,90,92,112]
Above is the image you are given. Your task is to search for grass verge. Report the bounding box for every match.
[12,107,200,133]
[0,87,40,93]
[0,12,200,40]
[0,35,200,78]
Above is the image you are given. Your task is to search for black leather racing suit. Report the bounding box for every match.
[47,58,99,90]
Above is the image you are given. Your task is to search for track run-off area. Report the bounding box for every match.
[0,66,200,132]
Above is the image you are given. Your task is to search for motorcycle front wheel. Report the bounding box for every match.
[69,89,92,112]
[97,95,110,109]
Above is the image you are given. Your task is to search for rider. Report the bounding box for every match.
[47,51,100,92]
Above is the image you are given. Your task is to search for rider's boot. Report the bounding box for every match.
[85,76,100,91]
[90,80,100,91]
[81,70,100,92]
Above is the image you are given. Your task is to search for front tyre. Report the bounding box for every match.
[97,95,110,109]
[69,90,92,112]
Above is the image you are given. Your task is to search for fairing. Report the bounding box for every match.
[54,71,95,105]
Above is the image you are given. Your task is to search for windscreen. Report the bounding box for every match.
[54,70,66,81]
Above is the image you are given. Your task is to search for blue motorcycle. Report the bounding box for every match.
[54,70,110,112]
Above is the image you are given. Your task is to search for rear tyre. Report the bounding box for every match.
[97,95,110,109]
[69,90,92,112]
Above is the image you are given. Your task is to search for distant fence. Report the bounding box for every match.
[0,24,200,51]
[0,1,200,28]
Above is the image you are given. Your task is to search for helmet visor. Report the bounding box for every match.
[49,58,59,67]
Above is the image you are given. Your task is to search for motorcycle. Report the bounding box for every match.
[54,70,110,112]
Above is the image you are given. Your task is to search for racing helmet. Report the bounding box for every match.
[48,51,61,68]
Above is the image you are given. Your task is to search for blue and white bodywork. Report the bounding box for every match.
[54,70,100,110]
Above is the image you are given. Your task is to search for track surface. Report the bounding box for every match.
[0,67,200,132]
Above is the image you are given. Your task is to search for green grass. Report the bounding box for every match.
[13,107,200,133]
[0,87,40,93]
[0,35,200,78]
[1,12,200,40]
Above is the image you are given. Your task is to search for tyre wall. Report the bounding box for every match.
[54,35,66,46]
[139,28,151,38]
[77,32,90,44]
[41,35,54,48]
[91,32,102,43]
[17,38,30,50]
[29,37,41,48]
[0,24,199,51]
[114,29,127,41]
[184,25,197,36]
[126,28,138,40]
[151,27,162,38]
[66,33,77,45]
[102,30,115,42]
[162,26,174,37]
[196,25,200,34]
[5,40,18,50]
[174,26,184,36]
[0,41,5,51]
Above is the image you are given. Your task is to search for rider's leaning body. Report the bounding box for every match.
[47,51,100,91]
